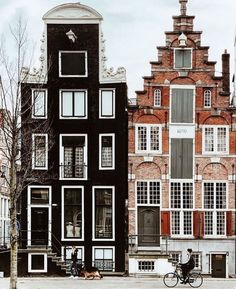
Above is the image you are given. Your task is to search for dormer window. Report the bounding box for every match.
[174,48,192,69]
[204,90,211,108]
[154,89,161,107]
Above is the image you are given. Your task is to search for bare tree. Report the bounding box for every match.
[0,17,52,289]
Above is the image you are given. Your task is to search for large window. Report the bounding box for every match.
[203,126,228,154]
[93,187,114,240]
[60,90,87,118]
[59,51,87,77]
[93,247,114,271]
[99,134,115,170]
[32,89,47,118]
[32,134,48,170]
[135,124,162,153]
[171,88,194,123]
[174,49,192,69]
[99,89,115,118]
[60,134,87,179]
[62,187,83,240]
[171,182,193,237]
[136,181,161,205]
[203,182,227,236]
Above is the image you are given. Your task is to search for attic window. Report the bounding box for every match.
[174,48,192,69]
[59,51,87,77]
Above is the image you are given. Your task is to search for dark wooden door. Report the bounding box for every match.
[138,207,160,246]
[31,208,48,245]
[212,254,226,278]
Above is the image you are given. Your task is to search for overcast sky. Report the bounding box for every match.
[0,0,235,97]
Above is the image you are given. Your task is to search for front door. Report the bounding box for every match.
[138,207,160,246]
[212,254,226,278]
[31,208,48,246]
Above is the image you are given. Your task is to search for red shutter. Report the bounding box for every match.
[193,211,204,238]
[161,211,170,236]
[199,211,204,238]
[226,211,232,236]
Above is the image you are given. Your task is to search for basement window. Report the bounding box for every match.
[138,261,155,272]
[28,253,47,273]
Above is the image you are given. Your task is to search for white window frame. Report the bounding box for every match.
[28,253,47,273]
[204,90,211,108]
[174,48,192,69]
[92,246,115,272]
[32,133,48,170]
[31,89,47,119]
[61,246,84,263]
[59,89,88,119]
[99,133,115,170]
[203,181,227,238]
[135,124,162,154]
[202,125,229,155]
[59,134,88,180]
[154,89,161,107]
[136,180,162,207]
[59,51,88,77]
[61,186,84,241]
[99,89,115,119]
[92,186,115,241]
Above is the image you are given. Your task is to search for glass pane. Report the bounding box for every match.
[104,249,113,259]
[150,126,159,151]
[101,91,113,117]
[183,50,191,68]
[138,126,147,151]
[34,136,46,167]
[175,50,183,68]
[95,249,104,259]
[204,183,214,209]
[61,52,86,76]
[205,127,214,152]
[31,188,49,204]
[101,136,113,168]
[74,92,85,117]
[217,127,227,152]
[62,92,73,116]
[34,91,45,117]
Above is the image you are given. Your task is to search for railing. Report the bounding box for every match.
[60,164,86,178]
[128,234,170,254]
[93,260,115,271]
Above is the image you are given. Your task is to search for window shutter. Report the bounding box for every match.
[199,211,204,238]
[226,211,232,236]
[161,211,170,236]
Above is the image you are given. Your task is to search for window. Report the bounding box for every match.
[135,124,162,153]
[192,253,202,270]
[59,51,87,77]
[171,88,194,123]
[171,182,193,236]
[138,261,155,272]
[93,187,114,240]
[203,182,227,236]
[60,134,87,179]
[154,89,161,107]
[204,90,211,108]
[63,246,83,265]
[174,49,192,69]
[136,181,161,205]
[171,138,193,179]
[32,134,48,170]
[62,187,83,240]
[170,252,181,263]
[93,247,114,271]
[32,89,47,118]
[203,126,229,154]
[99,134,115,170]
[28,253,47,273]
[31,188,49,204]
[99,89,115,118]
[60,90,87,118]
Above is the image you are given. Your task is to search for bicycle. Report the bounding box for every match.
[70,262,82,277]
[163,265,203,288]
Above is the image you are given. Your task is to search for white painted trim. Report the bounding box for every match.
[202,125,229,155]
[153,89,161,107]
[173,48,193,69]
[203,89,212,108]
[92,246,115,271]
[135,123,162,154]
[208,252,229,278]
[32,133,48,170]
[99,133,115,170]
[92,186,115,241]
[99,88,116,119]
[59,133,88,180]
[59,89,88,119]
[61,186,84,241]
[59,51,88,78]
[28,253,47,273]
[135,179,162,207]
[31,89,48,119]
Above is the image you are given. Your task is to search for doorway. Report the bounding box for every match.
[211,254,226,278]
[30,207,49,246]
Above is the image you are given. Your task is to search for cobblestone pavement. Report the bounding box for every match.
[0,277,236,289]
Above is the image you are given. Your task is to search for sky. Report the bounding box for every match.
[0,0,235,98]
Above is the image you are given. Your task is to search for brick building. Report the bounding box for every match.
[128,0,236,277]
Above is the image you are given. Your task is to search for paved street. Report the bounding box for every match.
[0,277,236,289]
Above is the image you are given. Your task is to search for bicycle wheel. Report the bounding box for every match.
[188,272,203,288]
[163,272,179,288]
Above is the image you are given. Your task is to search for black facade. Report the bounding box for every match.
[20,3,127,275]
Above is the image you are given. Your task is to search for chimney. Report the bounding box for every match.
[221,49,230,96]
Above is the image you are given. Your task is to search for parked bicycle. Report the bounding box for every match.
[163,265,203,288]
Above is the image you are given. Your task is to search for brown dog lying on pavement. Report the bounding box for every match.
[81,266,103,280]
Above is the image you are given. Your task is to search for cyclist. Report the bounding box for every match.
[179,248,195,284]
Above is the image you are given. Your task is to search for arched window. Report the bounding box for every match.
[204,90,211,108]
[154,89,161,107]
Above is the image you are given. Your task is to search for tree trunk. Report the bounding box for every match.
[10,203,18,289]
